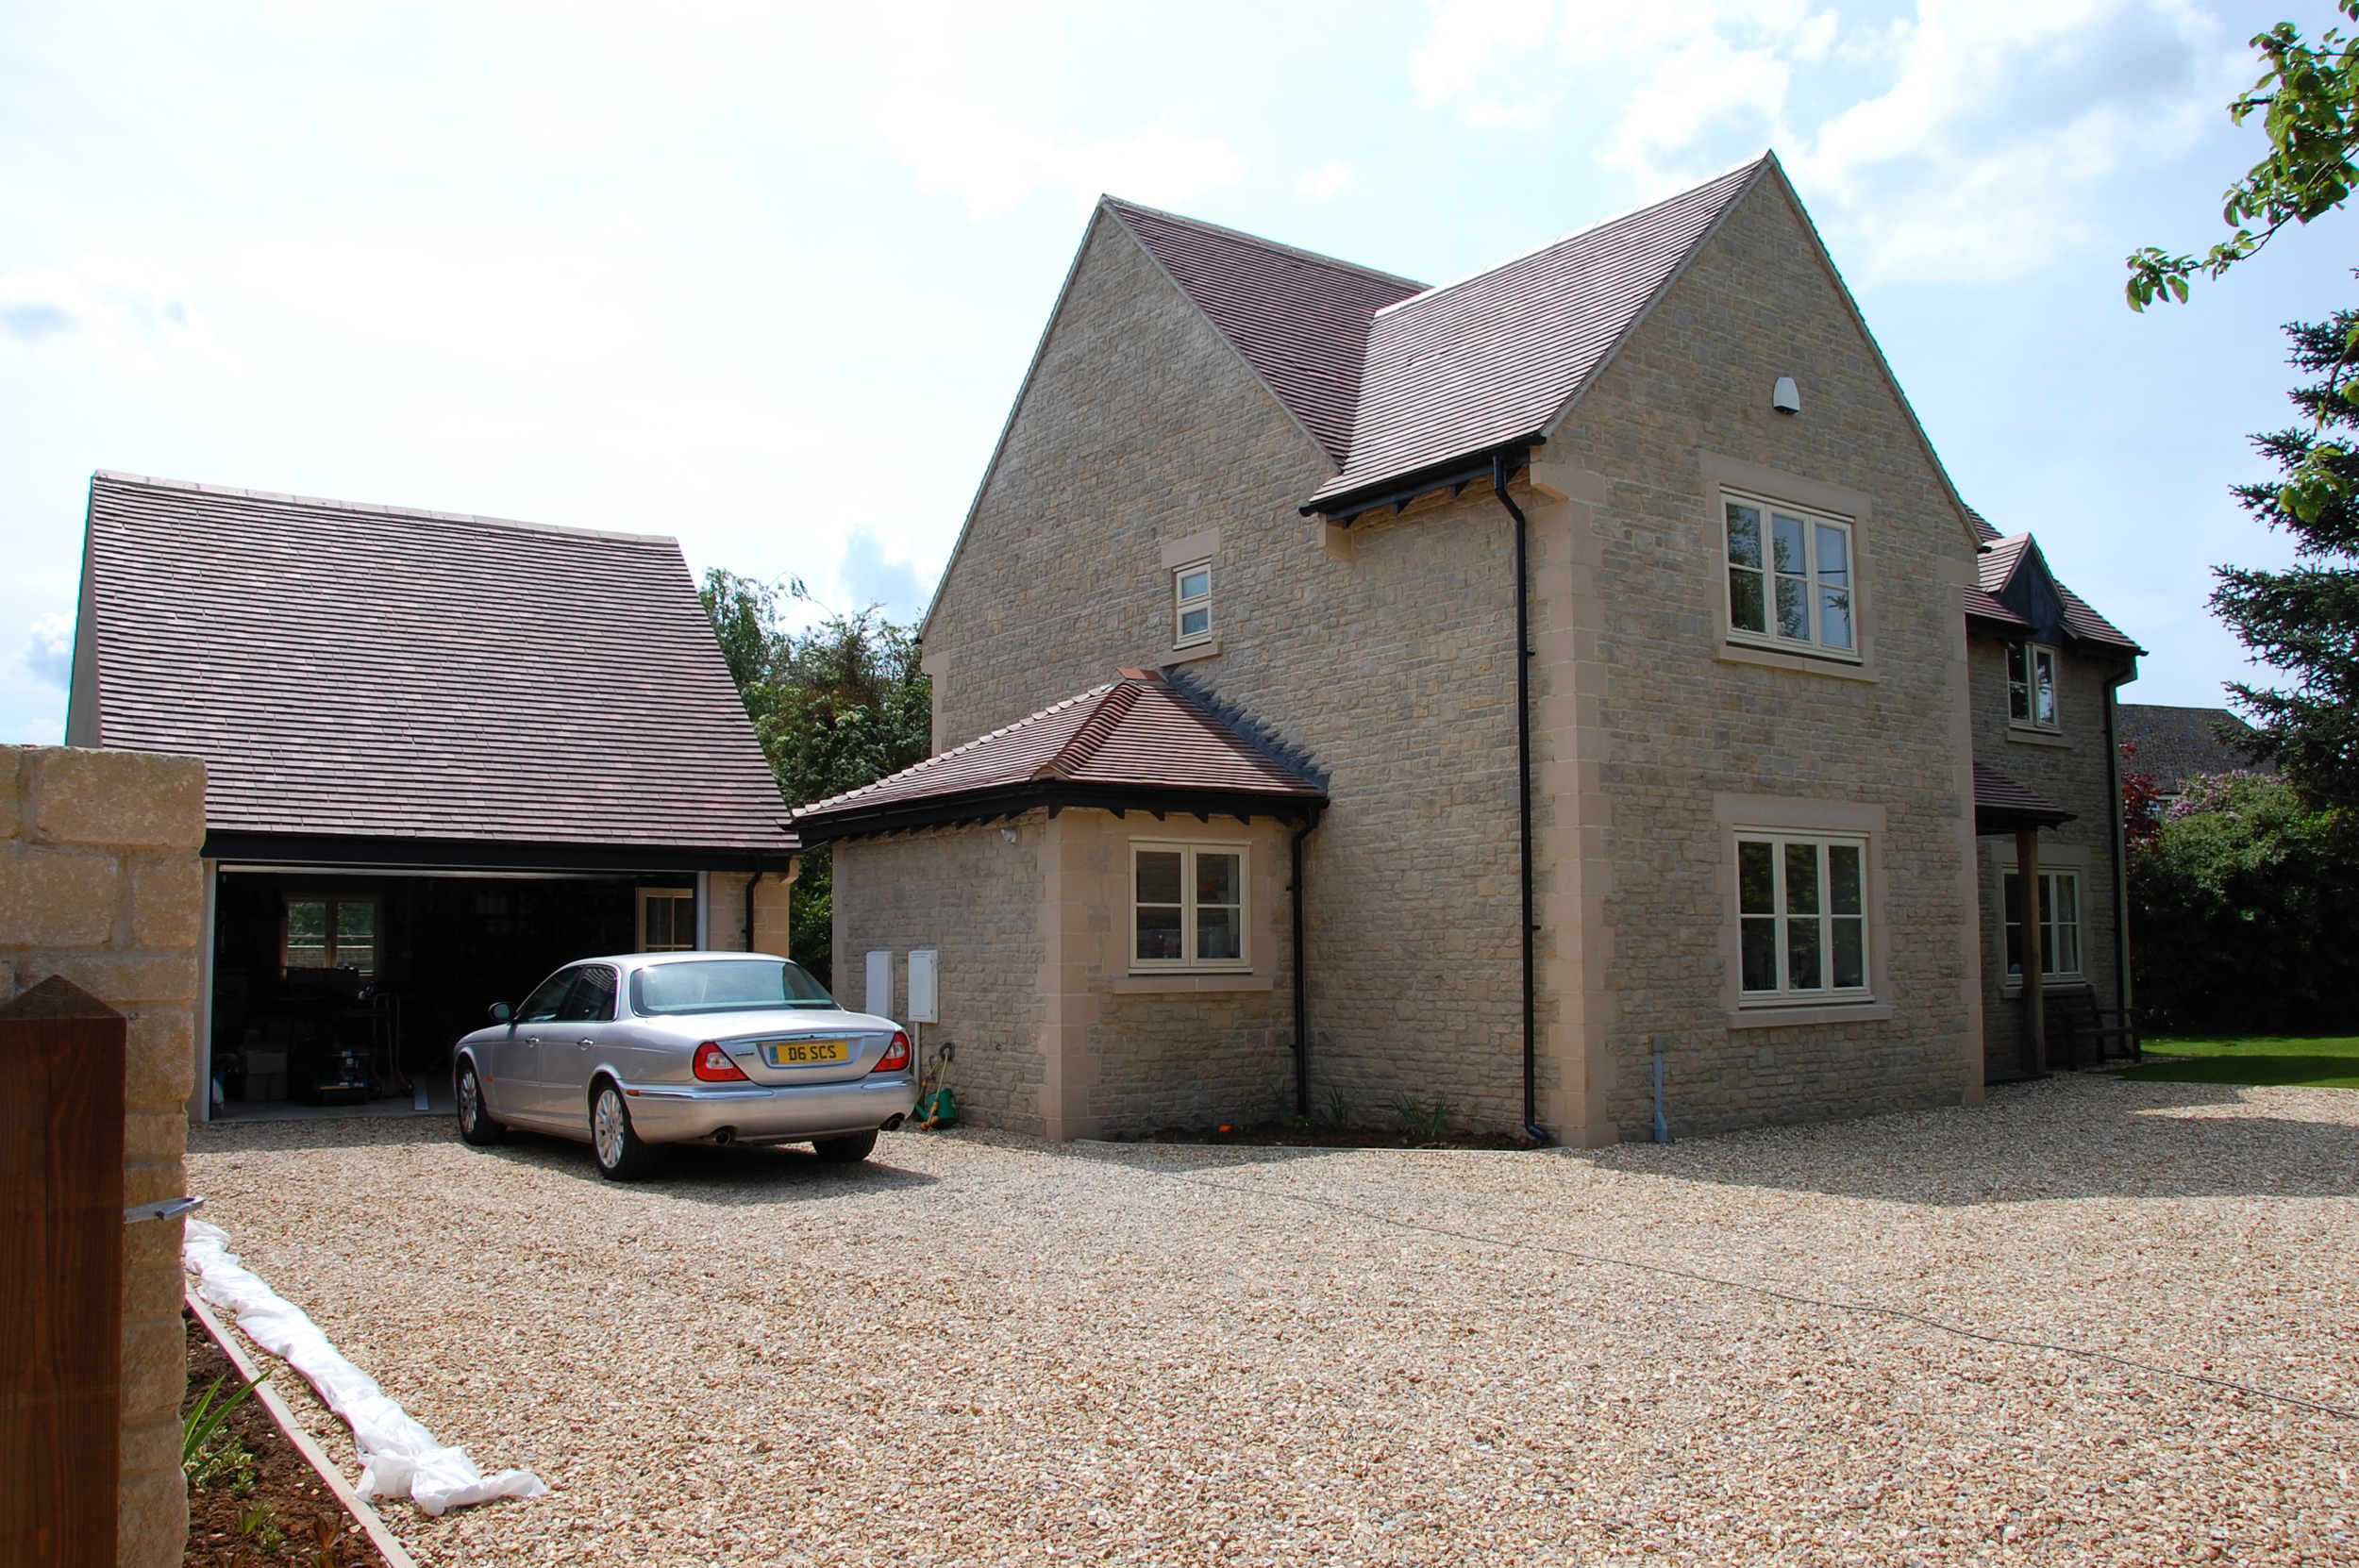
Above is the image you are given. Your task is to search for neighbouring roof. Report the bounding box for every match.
[1965,529,2143,654]
[793,670,1324,842]
[1106,199,1426,465]
[77,472,794,860]
[1305,161,1765,511]
[1973,761,2075,836]
[2117,704,2272,793]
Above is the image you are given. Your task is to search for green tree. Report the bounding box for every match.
[2130,773,2359,1029]
[2128,2,2359,314]
[696,571,931,987]
[2219,308,2359,806]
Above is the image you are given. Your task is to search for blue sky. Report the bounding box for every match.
[5,0,2353,742]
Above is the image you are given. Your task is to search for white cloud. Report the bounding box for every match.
[1411,0,2236,282]
[22,612,73,690]
[871,108,1246,217]
[833,524,936,623]
[1297,160,1356,200]
[0,254,243,373]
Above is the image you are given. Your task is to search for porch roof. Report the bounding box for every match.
[793,670,1325,842]
[1973,761,2076,836]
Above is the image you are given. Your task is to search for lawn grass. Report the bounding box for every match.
[2114,1033,2359,1089]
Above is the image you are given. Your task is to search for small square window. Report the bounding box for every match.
[1132,843,1247,969]
[283,895,378,975]
[1174,561,1213,647]
[638,887,696,952]
[1724,492,1855,657]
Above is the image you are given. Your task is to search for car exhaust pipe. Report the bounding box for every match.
[880,1114,905,1132]
[711,1126,736,1146]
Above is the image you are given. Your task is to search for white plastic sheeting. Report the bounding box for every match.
[184,1220,546,1516]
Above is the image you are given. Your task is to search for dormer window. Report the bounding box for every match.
[1173,560,1212,647]
[2008,642,2058,729]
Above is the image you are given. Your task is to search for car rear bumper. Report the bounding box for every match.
[616,1073,919,1144]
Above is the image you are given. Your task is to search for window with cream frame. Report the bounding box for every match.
[1736,832,1871,1000]
[1131,842,1247,970]
[2003,868,2082,979]
[637,887,696,952]
[1722,491,1857,657]
[2007,642,2060,729]
[1173,560,1213,648]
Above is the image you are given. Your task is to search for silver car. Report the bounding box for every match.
[452,952,917,1180]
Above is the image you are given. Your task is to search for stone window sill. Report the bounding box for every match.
[1165,638,1221,666]
[1726,1002,1894,1029]
[1715,642,1877,683]
[2005,726,2071,748]
[1113,973,1271,994]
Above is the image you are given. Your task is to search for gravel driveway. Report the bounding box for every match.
[186,1075,2359,1566]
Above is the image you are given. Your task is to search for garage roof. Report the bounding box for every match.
[70,472,795,865]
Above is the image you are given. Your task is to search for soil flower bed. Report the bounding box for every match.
[181,1311,389,1568]
[1092,1121,1544,1149]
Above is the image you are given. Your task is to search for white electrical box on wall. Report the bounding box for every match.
[907,949,939,1023]
[864,950,894,1019]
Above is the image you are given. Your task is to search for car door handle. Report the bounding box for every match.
[576,1037,594,1046]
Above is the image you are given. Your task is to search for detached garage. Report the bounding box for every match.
[64,472,798,1119]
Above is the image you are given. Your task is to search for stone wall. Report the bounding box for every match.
[1966,636,2133,1070]
[1,743,205,1568]
[832,823,1046,1131]
[1534,175,1983,1140]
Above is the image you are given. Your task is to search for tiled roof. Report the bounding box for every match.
[1307,160,1765,509]
[1964,586,2033,629]
[79,473,793,855]
[2116,704,2273,793]
[1978,533,2141,651]
[1973,760,2074,834]
[1105,199,1426,465]
[794,671,1322,836]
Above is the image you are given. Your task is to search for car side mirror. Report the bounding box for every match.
[487,1002,513,1025]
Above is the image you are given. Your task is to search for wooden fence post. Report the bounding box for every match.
[0,976,127,1568]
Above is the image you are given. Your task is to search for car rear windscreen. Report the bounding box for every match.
[631,959,836,1015]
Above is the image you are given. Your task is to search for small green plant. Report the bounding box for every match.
[236,1499,285,1554]
[1266,1081,1313,1130]
[1324,1086,1351,1127]
[183,1372,260,1491]
[1388,1093,1454,1143]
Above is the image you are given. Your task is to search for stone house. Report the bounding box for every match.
[795,153,2139,1143]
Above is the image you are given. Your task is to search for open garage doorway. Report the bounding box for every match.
[207,869,702,1115]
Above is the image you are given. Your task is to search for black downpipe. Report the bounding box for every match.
[1493,450,1552,1144]
[2103,677,2133,1028]
[745,863,763,954]
[1290,809,1320,1117]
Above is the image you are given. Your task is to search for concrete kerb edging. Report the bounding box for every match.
[183,1289,421,1568]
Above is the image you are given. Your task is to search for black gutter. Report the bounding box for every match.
[794,779,1326,846]
[1300,434,1550,525]
[2103,671,2134,1023]
[199,830,795,875]
[1289,808,1321,1118]
[745,862,764,955]
[1491,447,1552,1145]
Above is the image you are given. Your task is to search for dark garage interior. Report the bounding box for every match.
[208,870,698,1110]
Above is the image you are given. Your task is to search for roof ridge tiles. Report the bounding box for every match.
[91,470,677,545]
[1099,196,1427,291]
[1039,678,1141,780]
[1368,153,1771,320]
[801,683,1121,812]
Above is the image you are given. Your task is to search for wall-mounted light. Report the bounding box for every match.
[1772,375,1801,414]
[1000,826,1017,842]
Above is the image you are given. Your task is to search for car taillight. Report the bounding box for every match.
[694,1042,748,1082]
[872,1031,911,1074]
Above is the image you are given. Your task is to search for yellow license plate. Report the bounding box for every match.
[763,1038,849,1068]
